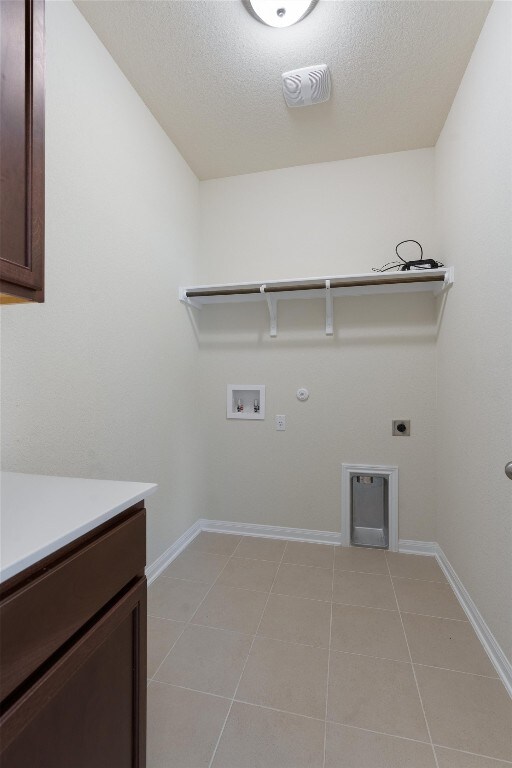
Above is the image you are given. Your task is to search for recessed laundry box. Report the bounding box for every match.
[341,464,399,551]
[227,385,265,420]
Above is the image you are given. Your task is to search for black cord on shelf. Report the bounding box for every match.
[372,261,404,272]
[372,240,444,272]
[396,239,423,262]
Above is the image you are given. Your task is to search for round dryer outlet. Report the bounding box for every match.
[296,388,309,401]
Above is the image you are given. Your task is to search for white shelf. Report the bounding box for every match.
[179,268,454,337]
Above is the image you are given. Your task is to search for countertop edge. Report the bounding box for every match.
[0,482,157,584]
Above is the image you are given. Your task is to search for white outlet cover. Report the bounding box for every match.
[275,415,286,431]
[296,388,309,401]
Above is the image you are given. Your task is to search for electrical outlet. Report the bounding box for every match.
[275,414,286,431]
[392,420,411,436]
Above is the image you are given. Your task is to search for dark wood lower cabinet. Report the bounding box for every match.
[0,504,147,768]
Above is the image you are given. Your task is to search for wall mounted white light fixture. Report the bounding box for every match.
[245,0,318,28]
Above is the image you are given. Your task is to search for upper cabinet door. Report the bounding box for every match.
[0,0,45,304]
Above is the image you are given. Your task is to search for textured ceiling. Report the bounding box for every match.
[75,0,491,180]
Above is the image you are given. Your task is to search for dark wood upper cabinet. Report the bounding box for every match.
[0,0,45,304]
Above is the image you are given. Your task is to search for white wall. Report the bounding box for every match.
[200,149,436,283]
[198,150,439,540]
[435,1,512,661]
[0,0,202,566]
[2,3,509,673]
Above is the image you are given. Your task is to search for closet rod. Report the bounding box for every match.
[184,272,445,298]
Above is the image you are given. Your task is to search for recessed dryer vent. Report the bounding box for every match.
[341,464,399,551]
[351,475,389,548]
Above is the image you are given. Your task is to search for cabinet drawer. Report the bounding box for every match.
[0,508,145,702]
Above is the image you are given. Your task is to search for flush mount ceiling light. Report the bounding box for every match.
[245,0,319,28]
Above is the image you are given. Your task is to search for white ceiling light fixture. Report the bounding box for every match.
[245,0,319,28]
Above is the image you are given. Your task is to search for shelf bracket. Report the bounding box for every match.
[178,287,203,310]
[438,266,455,295]
[260,284,277,337]
[325,279,333,336]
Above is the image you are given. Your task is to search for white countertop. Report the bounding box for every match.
[0,472,157,584]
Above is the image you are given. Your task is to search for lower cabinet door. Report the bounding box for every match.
[0,579,147,768]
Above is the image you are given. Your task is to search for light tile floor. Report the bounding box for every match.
[147,533,512,768]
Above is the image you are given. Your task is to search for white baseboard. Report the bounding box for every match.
[199,519,341,545]
[434,544,512,698]
[145,520,512,698]
[398,539,437,555]
[144,519,339,585]
[145,519,202,585]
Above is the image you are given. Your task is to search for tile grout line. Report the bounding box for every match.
[162,611,503,680]
[149,555,481,685]
[230,536,244,558]
[326,719,512,764]
[151,680,232,701]
[154,615,502,681]
[431,745,512,765]
[207,539,290,768]
[322,546,335,768]
[150,537,340,687]
[148,621,188,683]
[396,609,468,622]
[150,681,512,768]
[149,581,464,614]
[149,540,243,682]
[233,698,326,724]
[149,628,191,683]
[149,539,510,766]
[156,670,512,766]
[412,662,500,680]
[185,623,329,651]
[385,551,441,768]
[149,552,481,683]
[325,719,432,746]
[158,558,449,582]
[391,575,450,585]
[149,593,469,621]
